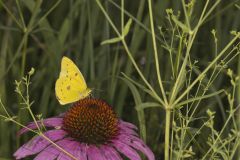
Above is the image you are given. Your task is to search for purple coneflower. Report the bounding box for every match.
[14,98,155,160]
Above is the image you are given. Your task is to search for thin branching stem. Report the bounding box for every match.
[173,34,240,107]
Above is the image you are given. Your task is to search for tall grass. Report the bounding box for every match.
[0,0,240,159]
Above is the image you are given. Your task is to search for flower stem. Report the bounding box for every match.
[165,107,171,160]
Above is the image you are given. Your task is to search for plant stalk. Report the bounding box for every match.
[165,107,171,160]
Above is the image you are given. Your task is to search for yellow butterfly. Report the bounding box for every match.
[55,56,91,105]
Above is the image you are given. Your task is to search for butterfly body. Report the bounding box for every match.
[55,56,91,105]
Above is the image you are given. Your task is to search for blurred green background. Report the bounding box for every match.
[0,0,240,159]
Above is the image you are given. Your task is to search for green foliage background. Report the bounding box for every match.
[0,0,240,159]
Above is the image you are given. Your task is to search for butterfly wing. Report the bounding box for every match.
[60,57,87,87]
[55,56,91,105]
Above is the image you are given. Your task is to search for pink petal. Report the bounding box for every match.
[73,143,88,159]
[35,138,74,160]
[14,130,67,159]
[118,134,155,160]
[57,140,82,160]
[100,145,122,160]
[112,140,141,160]
[34,146,60,160]
[57,149,74,159]
[18,118,63,135]
[118,122,138,136]
[87,145,106,160]
[36,138,88,160]
[119,120,138,130]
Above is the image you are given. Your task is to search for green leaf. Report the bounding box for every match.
[100,19,132,45]
[101,37,122,45]
[235,4,240,10]
[121,77,146,141]
[59,19,70,45]
[123,18,132,36]
[121,77,142,105]
[135,102,162,111]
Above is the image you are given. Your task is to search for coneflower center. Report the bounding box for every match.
[63,98,119,144]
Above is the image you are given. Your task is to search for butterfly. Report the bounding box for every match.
[55,56,91,105]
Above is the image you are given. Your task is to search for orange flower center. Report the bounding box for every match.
[63,98,119,144]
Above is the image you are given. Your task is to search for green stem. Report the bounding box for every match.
[165,107,171,160]
[147,0,167,104]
